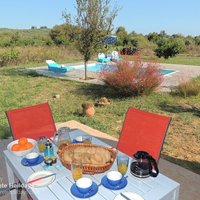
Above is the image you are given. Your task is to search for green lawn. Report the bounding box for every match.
[0,65,200,174]
[142,55,200,66]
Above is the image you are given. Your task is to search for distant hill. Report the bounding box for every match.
[0,28,50,36]
[0,28,52,47]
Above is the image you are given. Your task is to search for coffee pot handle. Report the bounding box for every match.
[148,156,159,177]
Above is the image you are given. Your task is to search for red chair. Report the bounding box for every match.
[6,102,56,140]
[117,107,171,162]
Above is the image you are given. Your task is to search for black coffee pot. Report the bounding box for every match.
[130,151,159,178]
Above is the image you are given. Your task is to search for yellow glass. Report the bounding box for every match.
[37,137,47,153]
[71,161,83,181]
[72,167,83,181]
[117,155,129,175]
[117,163,128,174]
[38,143,46,152]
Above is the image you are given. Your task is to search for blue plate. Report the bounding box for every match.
[21,155,44,166]
[101,176,127,190]
[71,182,98,198]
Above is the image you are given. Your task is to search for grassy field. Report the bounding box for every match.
[142,54,200,66]
[0,64,200,174]
[158,55,200,66]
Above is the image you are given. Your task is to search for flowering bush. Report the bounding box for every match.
[100,56,163,96]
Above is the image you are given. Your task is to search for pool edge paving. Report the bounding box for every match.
[30,62,200,93]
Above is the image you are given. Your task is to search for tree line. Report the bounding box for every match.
[1,25,200,60]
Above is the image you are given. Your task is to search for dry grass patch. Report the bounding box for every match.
[173,79,200,97]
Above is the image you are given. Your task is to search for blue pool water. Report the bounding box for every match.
[77,64,106,72]
[160,69,175,75]
[76,64,175,75]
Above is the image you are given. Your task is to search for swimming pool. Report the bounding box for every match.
[74,64,175,75]
[74,63,106,72]
[161,69,175,75]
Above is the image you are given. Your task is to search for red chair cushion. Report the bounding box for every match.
[6,102,56,140]
[117,107,171,162]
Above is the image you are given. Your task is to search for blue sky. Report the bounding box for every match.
[1,0,200,36]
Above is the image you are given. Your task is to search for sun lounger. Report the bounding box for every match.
[111,51,120,61]
[46,60,73,73]
[97,53,111,63]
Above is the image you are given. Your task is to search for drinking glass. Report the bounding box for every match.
[37,136,47,153]
[71,160,83,181]
[117,155,129,175]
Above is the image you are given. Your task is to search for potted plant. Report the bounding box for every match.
[82,102,95,117]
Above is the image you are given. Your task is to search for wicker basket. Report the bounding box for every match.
[58,143,117,174]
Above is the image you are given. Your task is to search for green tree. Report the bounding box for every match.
[31,26,37,29]
[123,36,129,46]
[63,0,119,80]
[159,30,168,37]
[130,38,138,52]
[50,24,82,45]
[194,36,200,45]
[172,33,183,38]
[155,38,184,59]
[147,32,159,43]
[50,25,69,45]
[40,26,48,29]
[116,26,128,39]
[184,35,194,46]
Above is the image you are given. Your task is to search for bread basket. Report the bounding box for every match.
[58,143,117,174]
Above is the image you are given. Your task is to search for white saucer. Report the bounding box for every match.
[114,192,144,200]
[27,171,56,188]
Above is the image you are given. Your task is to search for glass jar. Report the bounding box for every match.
[53,127,71,147]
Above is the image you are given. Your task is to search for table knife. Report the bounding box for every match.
[27,173,56,184]
[120,192,131,200]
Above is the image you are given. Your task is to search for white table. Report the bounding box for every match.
[4,129,180,200]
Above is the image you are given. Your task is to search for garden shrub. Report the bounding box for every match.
[100,56,163,96]
[155,38,184,59]
[120,47,137,55]
[0,48,20,67]
[172,78,200,97]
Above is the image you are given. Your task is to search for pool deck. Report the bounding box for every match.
[159,63,200,92]
[30,62,200,92]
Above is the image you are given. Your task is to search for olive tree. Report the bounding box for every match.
[63,0,119,79]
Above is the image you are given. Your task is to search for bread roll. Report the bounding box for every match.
[62,145,112,165]
[91,154,103,164]
[63,151,72,162]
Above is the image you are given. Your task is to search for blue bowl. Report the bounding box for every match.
[76,177,92,194]
[106,171,122,186]
[25,152,39,164]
